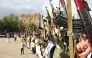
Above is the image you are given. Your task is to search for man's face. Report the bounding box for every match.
[81,32,87,40]
[45,36,48,41]
[59,37,63,42]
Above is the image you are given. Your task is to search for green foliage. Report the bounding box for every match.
[0,13,20,32]
[25,22,37,33]
[19,21,25,32]
[19,19,37,33]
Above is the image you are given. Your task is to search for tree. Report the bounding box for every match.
[23,22,37,33]
[19,21,37,34]
[29,22,37,31]
[19,21,25,32]
[0,13,20,32]
[0,19,3,32]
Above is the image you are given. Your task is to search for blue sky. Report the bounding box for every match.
[0,0,92,18]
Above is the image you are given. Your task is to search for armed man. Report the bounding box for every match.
[50,0,92,58]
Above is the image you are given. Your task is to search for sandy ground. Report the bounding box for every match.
[0,37,37,58]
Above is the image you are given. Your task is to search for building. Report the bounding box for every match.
[20,12,41,27]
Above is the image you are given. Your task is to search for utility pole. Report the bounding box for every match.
[66,0,74,58]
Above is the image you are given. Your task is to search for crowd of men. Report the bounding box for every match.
[15,24,69,58]
[5,23,92,58]
[15,23,92,58]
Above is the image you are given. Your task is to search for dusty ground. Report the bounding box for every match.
[0,37,37,58]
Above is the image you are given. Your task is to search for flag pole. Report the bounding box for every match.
[66,0,74,58]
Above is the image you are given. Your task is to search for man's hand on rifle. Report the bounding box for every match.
[76,33,92,58]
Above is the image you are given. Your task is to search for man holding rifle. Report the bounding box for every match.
[76,32,92,58]
[46,0,92,58]
[74,0,92,57]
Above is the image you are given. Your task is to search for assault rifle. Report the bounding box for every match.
[54,0,92,56]
[45,6,51,24]
[74,0,92,53]
[54,11,84,29]
[49,0,55,17]
[74,0,92,44]
[54,0,92,31]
